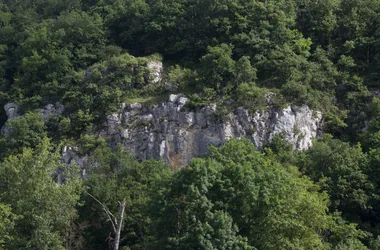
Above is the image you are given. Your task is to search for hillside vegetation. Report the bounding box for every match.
[1,0,380,249]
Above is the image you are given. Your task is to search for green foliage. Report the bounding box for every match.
[370,236,380,250]
[152,139,344,250]
[188,87,217,108]
[79,145,171,249]
[236,83,268,110]
[166,65,198,90]
[0,111,47,157]
[329,215,370,250]
[60,52,155,135]
[297,135,373,221]
[281,81,308,104]
[199,44,257,95]
[199,44,236,88]
[264,133,295,165]
[1,0,380,248]
[77,134,106,154]
[296,0,340,45]
[0,203,16,249]
[360,98,380,150]
[0,0,377,138]
[0,138,82,249]
[323,108,349,134]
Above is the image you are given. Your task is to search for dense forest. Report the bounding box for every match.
[1,0,380,249]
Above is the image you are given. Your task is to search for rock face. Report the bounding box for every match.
[52,146,88,185]
[4,103,19,120]
[1,103,20,135]
[1,102,65,136]
[41,102,65,120]
[147,61,163,84]
[1,96,322,169]
[102,94,322,168]
[61,146,88,176]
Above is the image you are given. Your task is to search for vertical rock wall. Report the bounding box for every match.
[102,94,322,168]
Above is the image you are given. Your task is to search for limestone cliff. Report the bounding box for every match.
[1,93,322,169]
[101,94,322,168]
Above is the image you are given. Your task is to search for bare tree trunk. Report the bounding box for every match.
[113,199,126,250]
[84,191,126,250]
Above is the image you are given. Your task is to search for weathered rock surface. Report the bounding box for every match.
[52,146,88,185]
[147,61,163,84]
[1,95,322,169]
[102,94,322,168]
[61,146,87,169]
[41,102,65,120]
[61,146,88,175]
[4,103,19,120]
[1,102,65,136]
[1,103,20,135]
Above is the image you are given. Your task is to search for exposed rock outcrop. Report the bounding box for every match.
[1,103,20,136]
[52,146,88,185]
[1,102,65,136]
[41,102,65,120]
[4,103,19,120]
[102,94,322,168]
[1,95,322,169]
[61,146,87,169]
[61,146,88,176]
[147,61,163,84]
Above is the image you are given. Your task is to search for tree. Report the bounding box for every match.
[84,191,126,250]
[297,135,373,222]
[152,139,350,250]
[79,145,171,250]
[51,10,106,69]
[0,111,47,158]
[296,0,340,46]
[0,203,15,249]
[199,44,235,89]
[0,138,82,249]
[5,111,46,148]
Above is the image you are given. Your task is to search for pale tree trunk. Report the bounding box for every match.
[84,191,126,250]
[113,199,126,250]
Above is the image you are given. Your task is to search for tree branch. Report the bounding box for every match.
[84,190,117,233]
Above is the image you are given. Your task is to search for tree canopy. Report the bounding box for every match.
[1,0,380,249]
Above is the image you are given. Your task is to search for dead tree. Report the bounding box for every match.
[85,191,126,250]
